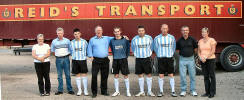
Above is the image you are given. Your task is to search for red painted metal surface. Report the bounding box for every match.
[0,0,243,47]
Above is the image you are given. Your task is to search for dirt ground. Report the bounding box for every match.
[0,48,244,100]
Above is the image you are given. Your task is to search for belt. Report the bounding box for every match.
[56,54,70,58]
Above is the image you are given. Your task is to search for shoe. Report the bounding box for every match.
[171,92,178,97]
[40,93,45,96]
[92,94,97,98]
[135,91,145,97]
[191,91,198,96]
[76,90,82,96]
[126,91,131,97]
[180,91,186,97]
[157,92,164,97]
[112,92,120,97]
[55,91,63,95]
[68,91,75,95]
[201,93,209,97]
[147,92,155,97]
[84,90,89,96]
[45,93,50,96]
[101,92,109,96]
[208,94,214,98]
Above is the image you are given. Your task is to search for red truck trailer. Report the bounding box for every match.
[0,0,244,73]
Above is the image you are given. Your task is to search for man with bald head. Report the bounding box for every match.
[153,24,177,97]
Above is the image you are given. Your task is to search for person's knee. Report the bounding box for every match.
[138,74,143,78]
[147,74,152,77]
[169,74,174,77]
[159,74,164,78]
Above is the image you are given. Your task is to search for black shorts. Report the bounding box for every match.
[112,58,130,75]
[72,60,88,74]
[135,57,152,74]
[158,57,174,74]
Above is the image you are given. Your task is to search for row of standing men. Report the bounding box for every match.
[32,24,217,98]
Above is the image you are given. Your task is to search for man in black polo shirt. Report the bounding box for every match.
[176,26,198,97]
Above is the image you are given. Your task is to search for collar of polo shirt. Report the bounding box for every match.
[95,36,104,39]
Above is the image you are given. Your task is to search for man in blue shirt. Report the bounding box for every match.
[110,27,131,97]
[51,27,74,95]
[87,26,114,98]
[70,28,89,96]
[153,24,177,97]
[131,25,155,97]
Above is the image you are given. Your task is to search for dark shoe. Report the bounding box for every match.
[101,92,109,96]
[201,93,209,97]
[55,91,63,95]
[92,94,97,98]
[45,93,50,96]
[68,91,75,95]
[208,94,214,98]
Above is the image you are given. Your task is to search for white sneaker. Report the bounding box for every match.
[76,90,82,96]
[147,92,155,97]
[112,92,120,97]
[135,91,145,97]
[126,91,131,97]
[84,90,89,96]
[191,91,198,96]
[180,91,186,97]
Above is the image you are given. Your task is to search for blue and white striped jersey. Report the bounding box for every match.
[71,38,88,60]
[131,34,153,58]
[153,34,176,58]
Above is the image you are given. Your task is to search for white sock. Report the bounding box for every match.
[76,77,81,92]
[114,78,119,92]
[138,77,144,92]
[158,77,164,93]
[81,77,88,92]
[124,78,130,92]
[146,77,152,93]
[170,77,175,92]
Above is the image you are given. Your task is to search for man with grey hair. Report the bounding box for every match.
[176,26,198,97]
[51,27,74,95]
[87,25,129,98]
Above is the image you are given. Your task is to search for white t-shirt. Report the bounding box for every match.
[32,43,50,62]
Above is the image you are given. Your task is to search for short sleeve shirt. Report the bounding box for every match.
[32,43,50,62]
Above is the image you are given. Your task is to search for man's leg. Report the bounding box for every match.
[91,60,99,95]
[168,58,177,97]
[100,58,110,95]
[81,73,88,95]
[63,57,73,92]
[179,59,187,94]
[187,59,197,95]
[75,74,82,95]
[56,58,64,92]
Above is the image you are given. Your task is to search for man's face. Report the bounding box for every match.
[95,27,103,37]
[37,37,44,45]
[138,28,145,37]
[113,28,121,37]
[181,27,189,37]
[161,25,169,35]
[74,31,81,39]
[57,31,64,39]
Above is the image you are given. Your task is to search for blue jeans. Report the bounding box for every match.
[179,56,196,92]
[56,56,73,92]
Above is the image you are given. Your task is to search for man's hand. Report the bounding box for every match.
[39,57,45,62]
[123,35,129,40]
[89,57,94,61]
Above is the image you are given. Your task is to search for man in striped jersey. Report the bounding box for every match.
[153,24,177,97]
[131,25,155,97]
[70,28,89,96]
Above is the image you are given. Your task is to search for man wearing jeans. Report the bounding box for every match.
[176,26,198,97]
[51,27,74,95]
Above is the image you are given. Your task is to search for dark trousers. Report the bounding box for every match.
[91,57,110,94]
[201,59,216,95]
[34,62,51,94]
